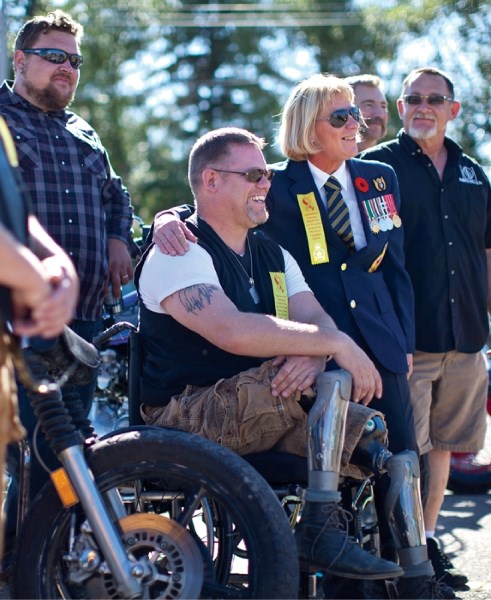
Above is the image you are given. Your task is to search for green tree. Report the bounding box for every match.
[48,0,374,216]
[5,0,489,220]
[357,0,491,164]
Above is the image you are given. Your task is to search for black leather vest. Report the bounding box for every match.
[135,217,285,405]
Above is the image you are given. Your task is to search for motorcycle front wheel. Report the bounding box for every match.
[12,427,299,599]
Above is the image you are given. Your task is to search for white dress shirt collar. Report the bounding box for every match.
[307,160,367,250]
[308,160,350,192]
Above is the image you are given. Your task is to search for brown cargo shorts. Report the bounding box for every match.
[142,360,386,479]
[143,360,308,456]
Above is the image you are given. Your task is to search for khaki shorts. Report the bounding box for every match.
[409,350,488,454]
[142,360,387,479]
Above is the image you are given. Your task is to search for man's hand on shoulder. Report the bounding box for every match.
[153,211,197,256]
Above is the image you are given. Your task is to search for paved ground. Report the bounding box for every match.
[1,489,489,599]
[437,490,491,600]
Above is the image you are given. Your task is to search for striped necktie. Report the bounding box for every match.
[324,176,355,251]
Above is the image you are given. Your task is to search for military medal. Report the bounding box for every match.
[362,198,380,234]
[384,194,402,228]
[372,197,388,231]
[363,194,401,232]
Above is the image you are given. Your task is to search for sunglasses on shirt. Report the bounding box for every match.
[317,105,362,129]
[402,94,454,106]
[23,48,84,70]
[211,167,273,183]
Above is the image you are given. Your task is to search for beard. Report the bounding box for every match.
[407,120,437,140]
[23,77,76,111]
[247,204,269,226]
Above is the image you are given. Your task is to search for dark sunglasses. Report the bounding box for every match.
[403,94,454,106]
[317,105,361,128]
[212,167,273,183]
[23,48,84,70]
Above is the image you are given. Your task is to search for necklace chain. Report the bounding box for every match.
[225,237,260,304]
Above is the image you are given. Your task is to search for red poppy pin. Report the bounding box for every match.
[355,177,369,192]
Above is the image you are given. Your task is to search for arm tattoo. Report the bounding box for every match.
[178,284,218,315]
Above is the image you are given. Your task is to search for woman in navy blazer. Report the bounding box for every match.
[259,75,438,596]
[264,74,416,457]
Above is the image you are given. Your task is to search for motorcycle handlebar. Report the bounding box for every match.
[93,321,137,349]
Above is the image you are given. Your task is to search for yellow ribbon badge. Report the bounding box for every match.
[269,272,289,319]
[297,193,329,264]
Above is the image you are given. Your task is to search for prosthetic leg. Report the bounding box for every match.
[352,416,440,598]
[294,370,404,580]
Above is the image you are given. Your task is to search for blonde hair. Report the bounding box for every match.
[277,74,354,161]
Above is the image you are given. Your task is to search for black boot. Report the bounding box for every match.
[426,538,469,589]
[397,575,459,599]
[295,501,404,580]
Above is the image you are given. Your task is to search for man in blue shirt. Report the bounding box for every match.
[0,10,134,323]
[0,10,135,569]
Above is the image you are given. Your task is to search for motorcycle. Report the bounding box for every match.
[90,215,147,436]
[89,283,137,435]
[10,322,299,598]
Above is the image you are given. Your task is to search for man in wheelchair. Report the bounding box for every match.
[134,128,442,598]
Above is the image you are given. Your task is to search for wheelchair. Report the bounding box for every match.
[126,327,383,599]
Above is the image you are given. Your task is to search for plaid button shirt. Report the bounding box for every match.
[0,81,134,321]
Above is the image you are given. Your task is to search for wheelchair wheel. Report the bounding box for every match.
[12,427,299,599]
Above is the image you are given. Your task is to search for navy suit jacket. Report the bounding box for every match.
[263,158,415,374]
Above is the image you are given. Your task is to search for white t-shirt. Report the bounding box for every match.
[139,242,312,314]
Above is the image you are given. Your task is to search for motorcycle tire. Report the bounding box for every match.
[447,462,491,494]
[11,427,299,599]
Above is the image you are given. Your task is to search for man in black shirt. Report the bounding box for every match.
[361,66,491,591]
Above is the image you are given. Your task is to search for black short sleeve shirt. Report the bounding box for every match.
[362,131,491,353]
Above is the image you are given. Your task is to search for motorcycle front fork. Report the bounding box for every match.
[17,439,147,598]
[62,445,149,597]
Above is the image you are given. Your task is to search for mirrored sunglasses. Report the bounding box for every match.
[317,106,362,129]
[403,94,454,106]
[212,167,273,183]
[23,48,84,70]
